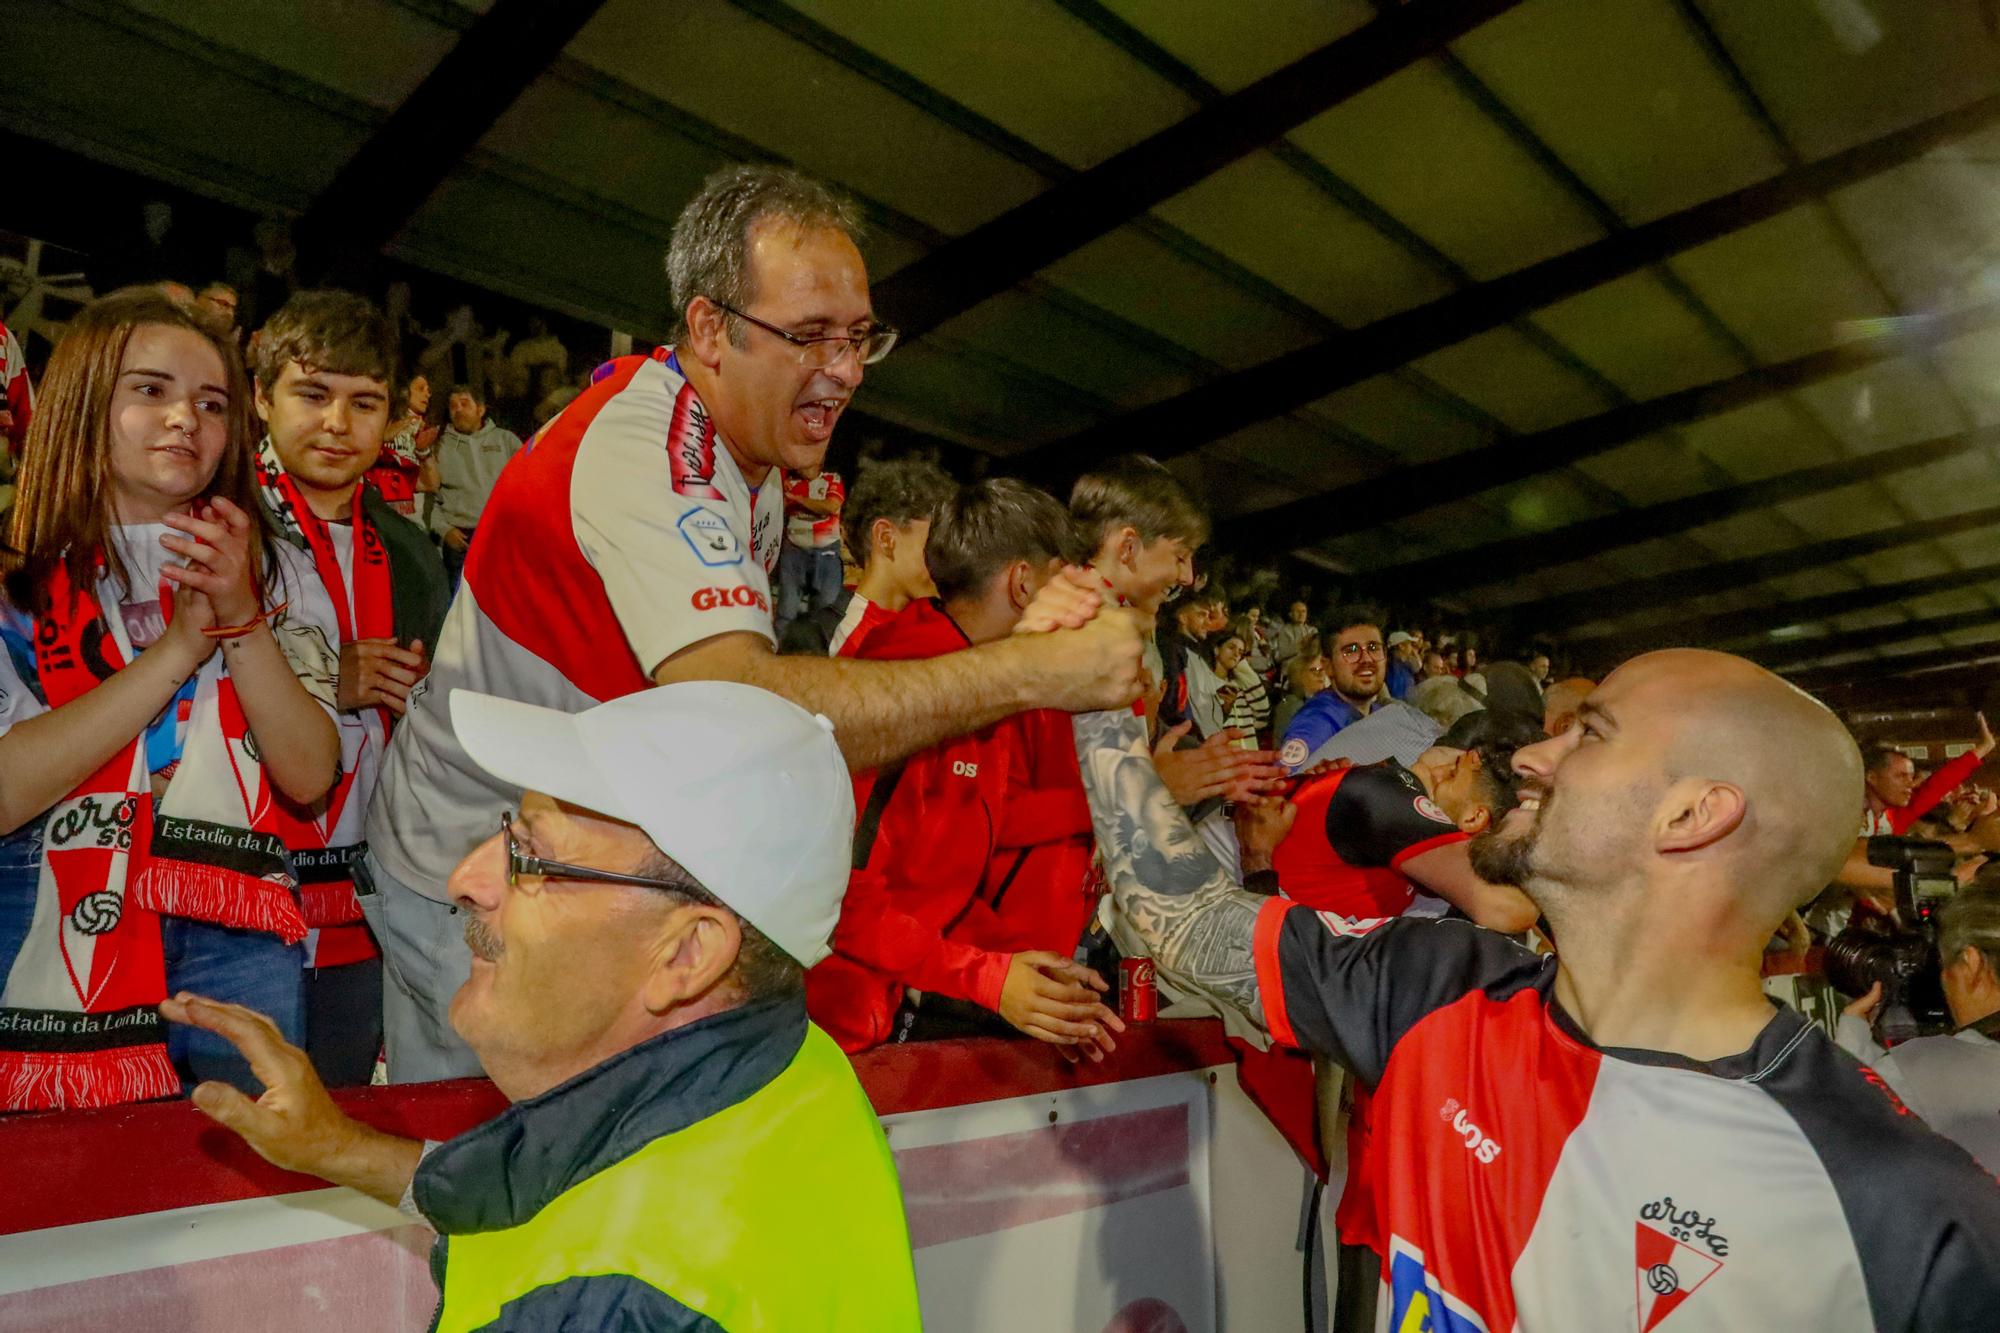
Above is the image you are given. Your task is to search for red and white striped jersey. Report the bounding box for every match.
[366,350,783,899]
[1,318,31,451]
[829,593,892,659]
[1253,904,2000,1332]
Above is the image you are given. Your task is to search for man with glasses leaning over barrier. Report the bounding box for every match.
[166,682,920,1332]
[363,163,1144,1081]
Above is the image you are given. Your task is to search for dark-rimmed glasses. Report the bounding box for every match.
[713,302,898,368]
[501,811,688,894]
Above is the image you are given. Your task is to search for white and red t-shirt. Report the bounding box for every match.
[784,470,844,549]
[366,349,783,899]
[828,593,893,659]
[1,318,32,454]
[1253,907,2000,1331]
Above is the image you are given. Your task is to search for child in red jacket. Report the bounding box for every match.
[807,480,1121,1058]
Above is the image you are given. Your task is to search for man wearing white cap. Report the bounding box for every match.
[162,682,921,1333]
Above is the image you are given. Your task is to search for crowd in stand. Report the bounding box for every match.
[6,161,2000,1330]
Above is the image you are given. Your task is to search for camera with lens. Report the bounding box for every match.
[1823,837,1958,1042]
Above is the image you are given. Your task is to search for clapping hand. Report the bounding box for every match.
[160,498,260,627]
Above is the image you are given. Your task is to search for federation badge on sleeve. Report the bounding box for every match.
[1279,737,1310,770]
[678,507,744,567]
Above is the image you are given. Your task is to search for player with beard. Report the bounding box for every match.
[1072,647,2000,1330]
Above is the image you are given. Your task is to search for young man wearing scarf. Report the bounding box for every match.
[250,291,449,1085]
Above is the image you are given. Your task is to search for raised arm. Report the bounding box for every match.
[655,580,1144,773]
[1400,842,1541,934]
[1071,706,1269,1029]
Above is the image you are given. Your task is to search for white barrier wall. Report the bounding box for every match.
[0,1022,1314,1332]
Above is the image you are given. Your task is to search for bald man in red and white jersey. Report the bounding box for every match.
[1075,648,2000,1332]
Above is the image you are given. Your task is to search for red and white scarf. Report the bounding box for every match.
[255,437,393,962]
[0,558,301,1110]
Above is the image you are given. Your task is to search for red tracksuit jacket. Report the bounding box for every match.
[806,599,1094,1052]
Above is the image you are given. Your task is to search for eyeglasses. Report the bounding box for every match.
[1336,642,1385,660]
[500,811,690,895]
[713,302,898,369]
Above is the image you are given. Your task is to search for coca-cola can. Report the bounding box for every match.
[1119,957,1158,1023]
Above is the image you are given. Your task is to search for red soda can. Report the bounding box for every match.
[1119,957,1158,1022]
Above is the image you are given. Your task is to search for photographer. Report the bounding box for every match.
[1838,879,2000,1169]
[1814,724,2000,937]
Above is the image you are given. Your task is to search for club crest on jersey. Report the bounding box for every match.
[1279,737,1309,769]
[1386,1236,1489,1333]
[667,381,724,501]
[1634,1208,1725,1333]
[678,507,744,568]
[1414,794,1453,824]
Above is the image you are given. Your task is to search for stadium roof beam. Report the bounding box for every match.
[1753,609,2000,672]
[1789,645,2000,695]
[1368,424,2000,602]
[1806,657,2000,706]
[1216,299,2000,551]
[1015,89,2000,482]
[1492,504,2000,633]
[869,0,1523,342]
[296,0,614,276]
[1574,560,2000,659]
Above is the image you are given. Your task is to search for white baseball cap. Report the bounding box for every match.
[1387,631,1416,648]
[448,682,854,966]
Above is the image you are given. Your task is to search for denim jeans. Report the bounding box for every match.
[777,543,843,629]
[0,821,43,985]
[355,851,483,1083]
[162,917,304,1095]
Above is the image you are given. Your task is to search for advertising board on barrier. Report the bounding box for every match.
[0,1021,1311,1332]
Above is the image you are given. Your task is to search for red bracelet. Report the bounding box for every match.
[202,600,288,641]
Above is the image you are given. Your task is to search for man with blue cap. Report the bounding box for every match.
[163,681,920,1332]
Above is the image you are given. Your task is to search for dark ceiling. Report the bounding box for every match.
[9,0,2000,707]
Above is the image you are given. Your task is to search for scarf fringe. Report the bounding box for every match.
[299,878,365,928]
[133,862,307,944]
[0,1043,181,1112]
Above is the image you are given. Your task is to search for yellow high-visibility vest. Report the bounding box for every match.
[433,1024,920,1332]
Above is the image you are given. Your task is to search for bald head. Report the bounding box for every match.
[1543,676,1595,737]
[1612,650,1862,917]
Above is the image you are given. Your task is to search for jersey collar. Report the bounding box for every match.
[414,994,806,1234]
[1547,994,1813,1082]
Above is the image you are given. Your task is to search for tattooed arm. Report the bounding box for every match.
[1073,706,1269,1029]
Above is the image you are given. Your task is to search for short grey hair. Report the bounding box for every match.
[665,164,865,343]
[635,848,804,1001]
[1941,879,2000,975]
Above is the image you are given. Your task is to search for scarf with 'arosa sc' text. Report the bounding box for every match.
[0,556,301,1111]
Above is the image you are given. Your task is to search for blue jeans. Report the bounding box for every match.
[777,543,843,630]
[162,918,304,1095]
[0,821,43,985]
